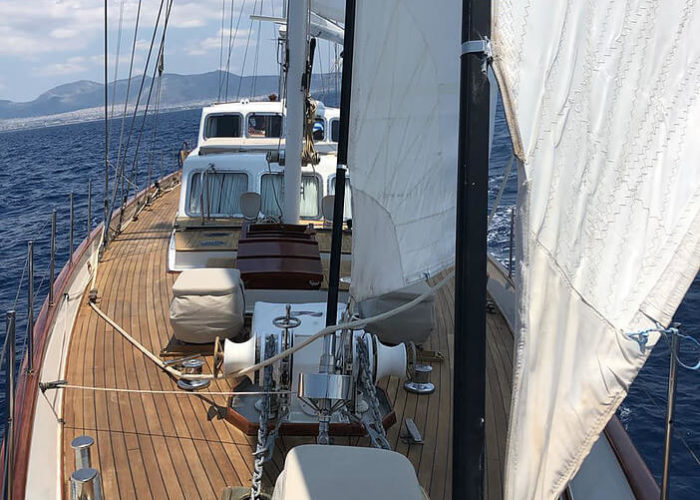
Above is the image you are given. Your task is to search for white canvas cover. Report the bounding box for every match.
[347,0,460,301]
[169,268,245,343]
[272,445,425,500]
[492,1,700,498]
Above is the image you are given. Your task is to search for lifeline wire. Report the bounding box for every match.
[636,382,700,469]
[47,383,292,397]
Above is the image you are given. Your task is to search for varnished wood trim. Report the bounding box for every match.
[604,416,660,500]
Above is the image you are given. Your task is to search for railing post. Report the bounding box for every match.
[69,192,75,264]
[508,207,515,279]
[87,180,92,237]
[50,210,57,306]
[661,332,679,500]
[27,241,34,374]
[2,310,16,500]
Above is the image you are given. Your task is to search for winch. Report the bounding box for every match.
[213,301,408,436]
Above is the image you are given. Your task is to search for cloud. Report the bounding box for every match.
[0,0,230,57]
[186,27,253,56]
[50,27,81,40]
[35,56,87,76]
[0,0,283,99]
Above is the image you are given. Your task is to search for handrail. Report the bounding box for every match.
[604,417,661,500]
[0,169,180,500]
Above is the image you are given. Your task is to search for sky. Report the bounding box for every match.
[0,0,307,102]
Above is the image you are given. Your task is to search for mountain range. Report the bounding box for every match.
[0,70,341,121]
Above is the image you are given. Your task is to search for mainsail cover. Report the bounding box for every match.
[492,1,700,498]
[346,0,460,301]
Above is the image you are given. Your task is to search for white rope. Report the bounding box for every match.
[89,270,455,381]
[88,300,213,380]
[54,383,291,397]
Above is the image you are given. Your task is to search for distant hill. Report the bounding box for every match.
[0,70,340,120]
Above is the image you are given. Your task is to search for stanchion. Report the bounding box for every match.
[50,210,57,306]
[27,241,34,374]
[661,333,679,500]
[69,192,75,264]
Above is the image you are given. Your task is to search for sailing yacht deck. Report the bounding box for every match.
[60,185,514,499]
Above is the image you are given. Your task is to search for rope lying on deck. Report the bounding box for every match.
[49,383,291,397]
[87,270,455,382]
[88,300,214,381]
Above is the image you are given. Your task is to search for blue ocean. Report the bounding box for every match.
[0,103,698,496]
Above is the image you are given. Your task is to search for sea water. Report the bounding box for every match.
[0,105,697,496]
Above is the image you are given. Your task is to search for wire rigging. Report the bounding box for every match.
[110,0,127,120]
[235,0,258,101]
[126,0,175,201]
[106,0,143,248]
[222,0,236,100]
[145,60,165,198]
[223,0,249,101]
[251,0,264,98]
[118,0,168,193]
[217,0,227,101]
[635,382,700,469]
[105,0,166,241]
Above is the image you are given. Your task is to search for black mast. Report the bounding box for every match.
[453,0,491,498]
[325,0,357,327]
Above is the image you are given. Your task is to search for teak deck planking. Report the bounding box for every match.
[61,185,514,499]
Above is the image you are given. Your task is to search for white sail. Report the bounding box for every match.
[492,1,700,498]
[347,0,460,301]
[311,0,345,23]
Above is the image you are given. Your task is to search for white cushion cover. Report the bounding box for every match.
[169,268,245,343]
[172,267,242,297]
[272,445,426,500]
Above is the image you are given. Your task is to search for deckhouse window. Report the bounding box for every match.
[187,171,248,217]
[330,119,339,143]
[330,176,352,219]
[261,173,320,218]
[205,114,242,138]
[247,113,283,138]
[313,118,325,142]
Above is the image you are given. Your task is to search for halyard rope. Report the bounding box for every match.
[87,271,455,381]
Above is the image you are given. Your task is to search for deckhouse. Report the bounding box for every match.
[170,99,350,271]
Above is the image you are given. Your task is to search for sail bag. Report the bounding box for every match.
[346,0,460,302]
[492,1,700,498]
